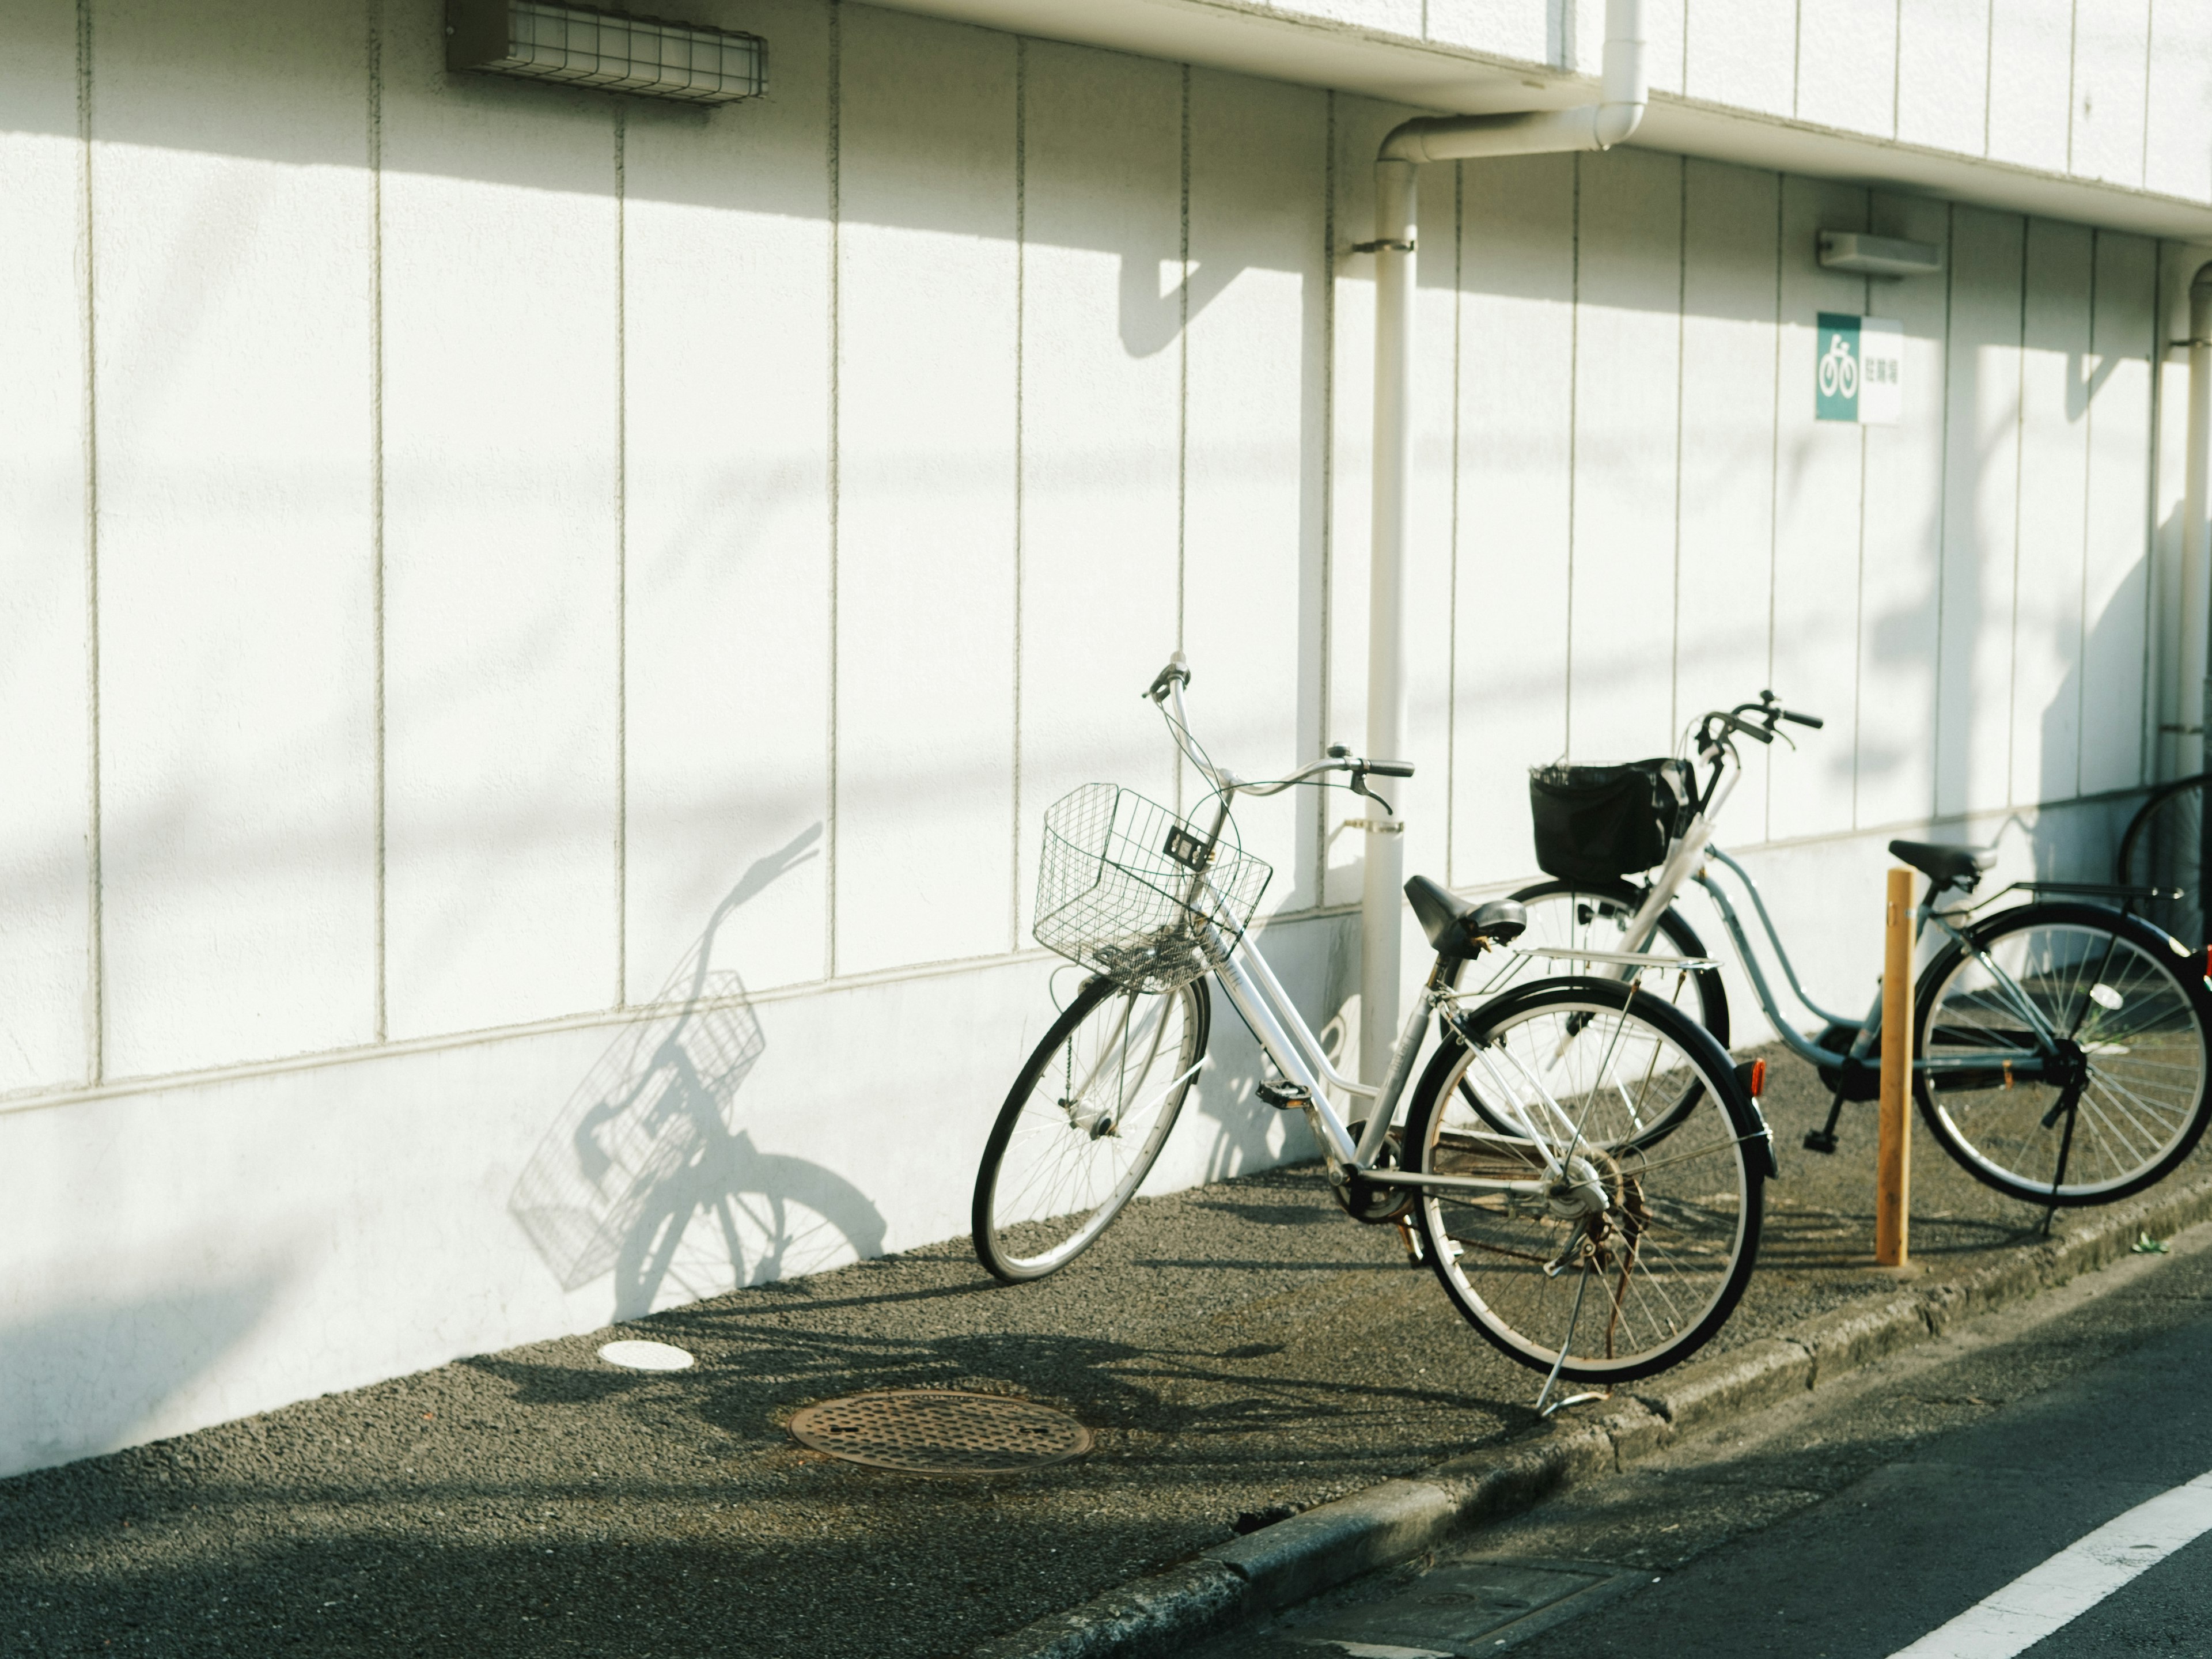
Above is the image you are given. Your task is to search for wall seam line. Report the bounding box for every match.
[613,106,628,1008]
[1316,88,1334,905]
[2006,219,2027,805]
[77,0,103,1087]
[2078,229,2096,800]
[1564,153,1580,760]
[1851,197,1870,830]
[369,0,388,1044]
[1174,62,1190,820]
[1010,37,1026,954]
[1444,161,1461,888]
[1933,202,1957,817]
[1669,156,1687,745]
[1764,171,1783,841]
[824,0,843,979]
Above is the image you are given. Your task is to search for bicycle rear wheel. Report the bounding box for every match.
[972,974,1209,1282]
[1914,903,2212,1207]
[1402,978,1766,1383]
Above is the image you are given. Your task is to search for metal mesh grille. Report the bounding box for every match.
[1032,783,1270,995]
[787,1391,1092,1474]
[494,3,766,103]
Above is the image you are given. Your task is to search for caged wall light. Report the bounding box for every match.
[446,0,766,104]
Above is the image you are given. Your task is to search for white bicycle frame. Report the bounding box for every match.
[1160,675,1682,1201]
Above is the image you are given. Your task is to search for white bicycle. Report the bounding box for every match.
[971,656,1775,1390]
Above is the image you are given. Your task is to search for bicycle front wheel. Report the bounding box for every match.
[972,974,1210,1282]
[1403,978,1766,1382]
[1914,903,2212,1206]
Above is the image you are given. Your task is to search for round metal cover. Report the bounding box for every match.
[787,1390,1091,1474]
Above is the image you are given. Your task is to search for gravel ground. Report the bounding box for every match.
[3,1048,2196,1658]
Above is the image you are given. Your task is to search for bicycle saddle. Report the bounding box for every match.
[1888,838,1994,893]
[1404,876,1527,956]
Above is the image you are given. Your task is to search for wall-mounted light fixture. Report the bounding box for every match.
[1817,232,1944,279]
[446,0,766,104]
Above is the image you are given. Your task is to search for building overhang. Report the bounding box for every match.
[868,0,2212,244]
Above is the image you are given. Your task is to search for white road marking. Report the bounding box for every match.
[1888,1467,2212,1657]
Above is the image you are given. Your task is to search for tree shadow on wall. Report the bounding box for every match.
[507,825,887,1322]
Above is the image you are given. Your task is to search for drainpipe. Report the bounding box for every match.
[2182,264,2212,923]
[1358,0,1649,1086]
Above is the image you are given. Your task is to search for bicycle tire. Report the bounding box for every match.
[1403,977,1766,1383]
[1913,903,2212,1207]
[972,974,1210,1282]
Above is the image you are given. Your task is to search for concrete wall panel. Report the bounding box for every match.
[1684,0,1797,120]
[1855,194,1950,831]
[2145,2,2212,204]
[1936,207,2025,819]
[0,3,93,1094]
[1984,0,2073,175]
[2012,220,2094,804]
[94,0,378,1075]
[832,9,1018,974]
[622,0,834,1002]
[1450,153,1574,887]
[2070,0,2149,188]
[2078,232,2156,798]
[1794,0,1896,136]
[1182,69,1327,915]
[1676,160,1779,842]
[1767,177,1865,840]
[1015,43,1184,932]
[1567,148,1682,767]
[1895,0,1990,158]
[380,2,622,1040]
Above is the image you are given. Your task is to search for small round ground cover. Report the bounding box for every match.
[788,1390,1092,1474]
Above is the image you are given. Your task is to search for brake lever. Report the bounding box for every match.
[1349,767,1395,818]
[1145,655,1192,702]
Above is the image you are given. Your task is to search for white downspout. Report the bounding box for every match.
[2181,265,2212,904]
[1359,0,1648,1087]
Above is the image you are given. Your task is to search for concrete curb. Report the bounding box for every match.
[968,1169,2212,1659]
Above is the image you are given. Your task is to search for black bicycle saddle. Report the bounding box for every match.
[1888,839,1994,893]
[1404,875,1526,956]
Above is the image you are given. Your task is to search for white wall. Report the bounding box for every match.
[0,0,2191,1476]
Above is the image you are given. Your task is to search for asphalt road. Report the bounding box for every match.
[0,1047,2202,1658]
[1199,1213,2212,1658]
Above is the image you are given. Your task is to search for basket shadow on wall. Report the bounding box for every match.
[509,825,885,1321]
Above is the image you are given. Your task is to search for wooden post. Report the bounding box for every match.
[1875,866,1912,1267]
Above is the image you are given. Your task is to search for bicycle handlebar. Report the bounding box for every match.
[1145,653,1192,702]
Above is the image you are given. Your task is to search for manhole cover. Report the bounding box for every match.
[787,1391,1091,1474]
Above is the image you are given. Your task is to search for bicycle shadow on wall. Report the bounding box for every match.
[508,825,888,1323]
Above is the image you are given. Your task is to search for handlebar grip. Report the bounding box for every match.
[1715,713,1774,745]
[1781,709,1824,729]
[1363,760,1415,778]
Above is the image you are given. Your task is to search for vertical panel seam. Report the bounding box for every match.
[2076,231,2097,799]
[1891,0,1902,138]
[1764,171,1783,840]
[2139,5,2156,191]
[1445,162,1461,888]
[1851,200,1870,830]
[369,0,387,1043]
[2006,219,2028,805]
[1175,63,1190,820]
[1982,0,1995,157]
[77,0,102,1086]
[613,107,628,1009]
[1010,37,1025,954]
[1563,154,1580,760]
[1316,89,1333,904]
[2140,241,2166,785]
[1932,203,1957,818]
[825,0,842,979]
[2066,0,2080,174]
[1669,158,1687,745]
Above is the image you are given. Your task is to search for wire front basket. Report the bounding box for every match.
[1033,783,1271,995]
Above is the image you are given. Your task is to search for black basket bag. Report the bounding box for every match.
[1527,758,1691,884]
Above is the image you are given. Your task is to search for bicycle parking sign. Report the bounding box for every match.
[1815,313,1903,425]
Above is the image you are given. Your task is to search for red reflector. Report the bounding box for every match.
[1748,1058,1766,1098]
[2203,945,2210,984]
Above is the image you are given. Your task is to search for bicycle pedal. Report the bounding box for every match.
[1801,1128,1838,1155]
[1255,1080,1310,1110]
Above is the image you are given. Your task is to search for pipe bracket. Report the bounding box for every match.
[1351,239,1415,255]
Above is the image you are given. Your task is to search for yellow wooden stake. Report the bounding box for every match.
[1875,866,1912,1267]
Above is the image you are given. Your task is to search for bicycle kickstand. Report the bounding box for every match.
[1803,1092,1846,1156]
[1395,1215,1426,1266]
